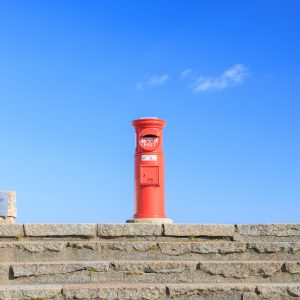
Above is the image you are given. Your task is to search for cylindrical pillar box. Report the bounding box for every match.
[0,192,17,224]
[127,117,172,224]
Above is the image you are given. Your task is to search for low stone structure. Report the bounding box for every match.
[1,223,300,299]
[0,192,16,224]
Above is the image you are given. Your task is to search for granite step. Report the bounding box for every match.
[1,260,300,285]
[1,224,300,299]
[1,240,300,262]
[2,224,300,243]
[1,282,300,299]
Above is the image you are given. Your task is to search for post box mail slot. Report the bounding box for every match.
[140,134,159,151]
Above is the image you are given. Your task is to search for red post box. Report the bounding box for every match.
[127,117,172,223]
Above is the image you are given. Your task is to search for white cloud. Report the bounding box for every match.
[136,74,169,90]
[193,64,248,92]
[181,68,192,78]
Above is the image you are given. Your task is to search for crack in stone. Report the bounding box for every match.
[287,287,300,298]
[162,224,166,236]
[254,286,261,296]
[13,267,88,278]
[12,265,109,279]
[165,286,170,296]
[66,242,96,251]
[110,262,116,271]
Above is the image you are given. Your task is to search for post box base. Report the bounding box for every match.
[126,218,173,224]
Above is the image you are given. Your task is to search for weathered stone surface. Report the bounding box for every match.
[286,285,300,297]
[191,242,246,254]
[3,223,300,298]
[67,241,161,255]
[164,224,235,237]
[254,284,300,299]
[67,241,98,251]
[0,242,13,248]
[2,240,300,265]
[0,264,9,285]
[168,283,300,300]
[101,241,159,252]
[0,224,24,237]
[158,242,191,256]
[62,284,166,300]
[2,283,300,300]
[12,262,110,278]
[157,241,247,257]
[4,259,300,285]
[237,224,300,237]
[284,262,300,274]
[24,224,96,237]
[0,289,9,300]
[97,224,163,237]
[167,283,253,300]
[247,242,300,254]
[16,242,66,253]
[197,261,282,279]
[0,284,63,300]
[112,261,197,274]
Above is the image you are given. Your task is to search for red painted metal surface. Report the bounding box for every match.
[132,117,167,219]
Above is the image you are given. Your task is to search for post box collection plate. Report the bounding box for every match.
[140,166,159,186]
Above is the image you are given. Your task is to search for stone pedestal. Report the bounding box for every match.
[126,218,173,224]
[0,192,16,223]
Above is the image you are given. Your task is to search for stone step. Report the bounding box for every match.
[1,224,300,242]
[1,240,300,262]
[1,260,300,285]
[1,283,300,299]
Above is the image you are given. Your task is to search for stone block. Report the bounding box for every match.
[255,284,300,298]
[112,261,197,274]
[16,241,66,253]
[168,283,300,300]
[24,224,96,237]
[284,262,300,274]
[197,261,282,279]
[247,242,300,254]
[97,224,163,237]
[0,285,63,300]
[158,242,192,256]
[164,224,235,237]
[167,283,253,300]
[12,262,110,278]
[191,241,247,254]
[62,284,166,300]
[237,224,300,237]
[0,224,24,237]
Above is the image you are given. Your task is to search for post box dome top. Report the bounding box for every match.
[132,117,166,128]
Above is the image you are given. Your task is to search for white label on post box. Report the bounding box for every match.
[142,155,157,161]
[0,193,8,217]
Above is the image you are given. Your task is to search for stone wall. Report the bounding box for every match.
[1,223,300,299]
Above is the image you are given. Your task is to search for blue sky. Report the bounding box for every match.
[0,1,299,224]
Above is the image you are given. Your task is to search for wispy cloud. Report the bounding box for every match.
[193,64,248,92]
[136,74,169,90]
[181,68,192,78]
